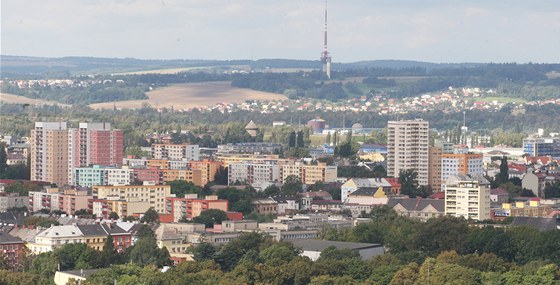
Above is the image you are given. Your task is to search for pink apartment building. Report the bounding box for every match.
[68,123,123,185]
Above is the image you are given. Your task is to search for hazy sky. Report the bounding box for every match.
[2,0,559,63]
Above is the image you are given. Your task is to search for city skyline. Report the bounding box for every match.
[2,0,559,63]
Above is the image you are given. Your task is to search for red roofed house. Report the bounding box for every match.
[385,178,402,194]
[524,156,553,165]
[428,191,445,200]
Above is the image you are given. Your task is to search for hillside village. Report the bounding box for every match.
[4,77,560,115]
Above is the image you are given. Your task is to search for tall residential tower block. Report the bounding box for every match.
[68,123,123,185]
[387,119,429,186]
[31,122,68,187]
[31,122,123,186]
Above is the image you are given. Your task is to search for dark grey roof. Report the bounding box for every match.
[0,225,14,233]
[290,239,382,251]
[302,191,333,199]
[510,217,559,231]
[387,197,445,213]
[76,224,107,237]
[128,224,145,235]
[0,231,23,244]
[101,223,128,235]
[453,174,490,185]
[271,196,297,203]
[0,212,24,225]
[350,187,385,196]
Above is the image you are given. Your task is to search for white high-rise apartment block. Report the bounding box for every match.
[444,174,491,221]
[387,119,429,186]
[228,162,281,185]
[151,144,199,161]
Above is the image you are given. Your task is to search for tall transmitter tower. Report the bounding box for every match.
[320,1,332,79]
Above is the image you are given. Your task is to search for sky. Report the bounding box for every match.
[2,0,559,63]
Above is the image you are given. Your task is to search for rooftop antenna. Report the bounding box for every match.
[461,111,468,133]
[320,0,332,79]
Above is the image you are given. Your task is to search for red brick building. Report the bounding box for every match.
[0,231,24,271]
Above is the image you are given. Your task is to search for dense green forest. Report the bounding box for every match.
[2,211,559,285]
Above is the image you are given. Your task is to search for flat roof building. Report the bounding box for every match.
[387,119,429,186]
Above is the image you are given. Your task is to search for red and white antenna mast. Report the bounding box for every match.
[320,0,332,79]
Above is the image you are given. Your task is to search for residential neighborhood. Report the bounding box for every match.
[1,2,559,281]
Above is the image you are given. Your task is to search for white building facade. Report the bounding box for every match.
[444,174,491,221]
[387,119,429,186]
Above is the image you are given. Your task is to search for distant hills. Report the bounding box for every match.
[1,55,488,77]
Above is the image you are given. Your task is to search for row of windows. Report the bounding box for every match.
[1,244,20,250]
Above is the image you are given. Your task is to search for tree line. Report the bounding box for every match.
[1,209,559,284]
[3,103,560,149]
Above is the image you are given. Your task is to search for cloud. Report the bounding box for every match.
[1,0,558,62]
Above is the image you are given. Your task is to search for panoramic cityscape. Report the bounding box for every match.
[1,1,560,284]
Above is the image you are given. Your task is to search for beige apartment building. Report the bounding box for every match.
[92,183,171,214]
[90,197,150,219]
[29,188,92,214]
[31,122,68,186]
[188,160,223,185]
[281,162,337,184]
[162,169,203,186]
[387,119,429,186]
[428,145,444,192]
[216,154,285,167]
[445,174,491,221]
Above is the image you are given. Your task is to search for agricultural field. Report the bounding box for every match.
[88,81,287,110]
[112,67,203,75]
[0,92,71,107]
[112,65,252,75]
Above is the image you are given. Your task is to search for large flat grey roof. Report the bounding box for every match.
[290,239,382,251]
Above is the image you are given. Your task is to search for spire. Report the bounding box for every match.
[320,0,332,79]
